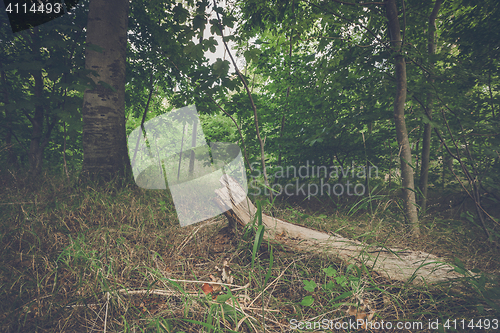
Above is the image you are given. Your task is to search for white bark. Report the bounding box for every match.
[215,176,462,284]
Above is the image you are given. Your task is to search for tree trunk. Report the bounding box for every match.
[441,149,446,189]
[385,0,419,236]
[29,68,44,176]
[27,28,56,177]
[277,3,294,168]
[419,0,443,212]
[189,122,197,177]
[81,0,131,182]
[1,70,18,169]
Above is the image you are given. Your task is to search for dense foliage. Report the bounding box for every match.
[1,0,498,237]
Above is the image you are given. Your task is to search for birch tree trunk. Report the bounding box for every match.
[81,0,131,182]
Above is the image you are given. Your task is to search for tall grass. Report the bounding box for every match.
[0,170,498,332]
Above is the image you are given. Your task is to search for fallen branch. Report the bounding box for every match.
[214,175,463,284]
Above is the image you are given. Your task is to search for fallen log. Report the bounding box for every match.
[214,175,462,284]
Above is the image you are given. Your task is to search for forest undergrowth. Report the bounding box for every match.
[1,170,499,332]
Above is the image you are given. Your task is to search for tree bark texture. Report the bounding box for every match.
[81,0,131,181]
[385,0,419,236]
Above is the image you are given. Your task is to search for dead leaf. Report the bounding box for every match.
[207,274,221,293]
[216,258,233,284]
[347,298,376,330]
[202,283,214,295]
[275,231,286,240]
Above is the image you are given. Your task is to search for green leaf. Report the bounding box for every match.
[193,15,205,31]
[323,266,337,277]
[335,276,347,287]
[251,225,265,269]
[221,303,238,317]
[222,15,236,28]
[264,245,273,286]
[212,58,230,77]
[243,48,261,63]
[333,291,353,302]
[210,20,222,35]
[303,280,317,292]
[300,295,314,306]
[173,4,189,23]
[216,293,231,303]
[256,200,262,226]
[184,41,196,55]
[323,281,334,290]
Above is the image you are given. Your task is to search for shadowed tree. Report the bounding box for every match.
[81,0,131,182]
[419,0,443,212]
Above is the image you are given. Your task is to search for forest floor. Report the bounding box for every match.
[0,171,499,333]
